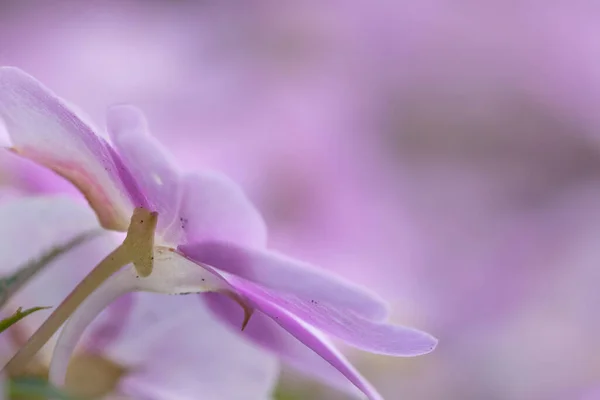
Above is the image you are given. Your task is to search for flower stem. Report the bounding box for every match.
[4,246,129,375]
[3,208,157,375]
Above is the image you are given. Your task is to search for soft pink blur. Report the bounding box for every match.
[2,1,600,399]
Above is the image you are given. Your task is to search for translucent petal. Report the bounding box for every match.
[106,105,183,243]
[180,241,389,320]
[0,67,144,230]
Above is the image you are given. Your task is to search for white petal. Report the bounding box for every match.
[49,249,233,385]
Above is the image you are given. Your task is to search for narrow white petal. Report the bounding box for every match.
[49,249,231,386]
[49,267,135,386]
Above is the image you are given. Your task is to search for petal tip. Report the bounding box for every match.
[408,331,438,356]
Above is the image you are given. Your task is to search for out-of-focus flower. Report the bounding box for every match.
[0,68,436,400]
[324,4,600,398]
[354,3,600,334]
[0,196,278,399]
[576,387,600,400]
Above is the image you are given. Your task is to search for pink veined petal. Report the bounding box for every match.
[111,294,279,400]
[204,292,383,400]
[106,105,183,243]
[0,67,146,231]
[179,241,389,320]
[177,172,267,247]
[226,275,437,357]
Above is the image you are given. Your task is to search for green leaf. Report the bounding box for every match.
[0,229,102,308]
[9,376,79,400]
[0,306,51,334]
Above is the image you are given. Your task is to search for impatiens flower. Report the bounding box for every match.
[0,196,278,399]
[0,67,436,400]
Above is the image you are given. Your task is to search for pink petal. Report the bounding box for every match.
[177,172,267,247]
[0,67,145,231]
[204,292,383,400]
[110,294,279,400]
[227,275,437,357]
[106,105,183,243]
[180,241,389,320]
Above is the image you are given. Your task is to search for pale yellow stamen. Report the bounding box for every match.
[123,209,157,277]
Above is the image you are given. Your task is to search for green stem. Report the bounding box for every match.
[4,245,129,375]
[3,208,158,376]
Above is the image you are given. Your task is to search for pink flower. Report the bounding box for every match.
[0,196,278,399]
[0,67,436,400]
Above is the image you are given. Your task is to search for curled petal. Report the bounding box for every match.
[179,241,389,321]
[106,105,183,243]
[205,293,383,400]
[224,276,437,357]
[0,67,145,230]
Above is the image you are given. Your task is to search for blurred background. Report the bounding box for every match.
[2,0,600,399]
